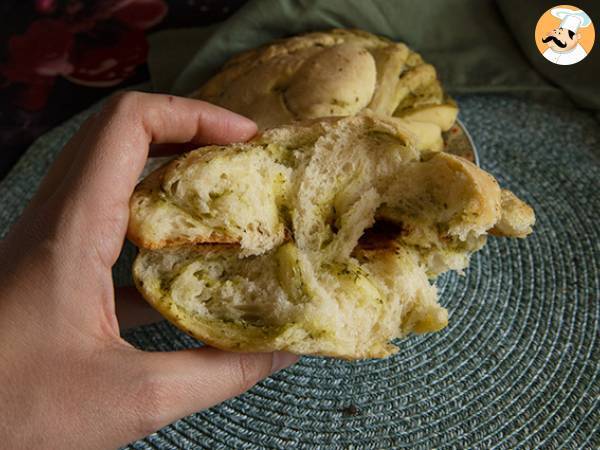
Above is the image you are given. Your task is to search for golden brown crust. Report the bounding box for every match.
[127,163,165,247]
[129,233,239,251]
[439,153,503,233]
[490,189,535,238]
[192,28,451,130]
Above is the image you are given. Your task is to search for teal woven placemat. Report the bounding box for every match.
[0,95,598,449]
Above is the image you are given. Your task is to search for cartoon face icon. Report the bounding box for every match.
[536,6,594,65]
[542,27,581,52]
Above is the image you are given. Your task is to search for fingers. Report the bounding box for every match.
[45,91,256,266]
[68,92,257,208]
[127,347,298,437]
[65,92,257,209]
[28,95,240,212]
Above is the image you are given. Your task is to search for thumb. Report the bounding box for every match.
[127,347,298,437]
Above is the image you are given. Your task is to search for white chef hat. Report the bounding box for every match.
[551,7,592,33]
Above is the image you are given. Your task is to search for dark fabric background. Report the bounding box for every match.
[0,0,248,180]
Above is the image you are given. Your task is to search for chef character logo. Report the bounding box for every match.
[535,5,595,65]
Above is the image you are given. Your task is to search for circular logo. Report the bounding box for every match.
[535,5,595,65]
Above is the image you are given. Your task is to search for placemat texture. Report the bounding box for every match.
[0,93,598,449]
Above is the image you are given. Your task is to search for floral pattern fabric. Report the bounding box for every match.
[0,0,247,179]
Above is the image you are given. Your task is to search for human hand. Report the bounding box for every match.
[0,92,299,449]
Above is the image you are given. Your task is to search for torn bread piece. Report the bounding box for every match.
[134,241,447,359]
[128,145,291,254]
[490,189,536,238]
[129,114,535,359]
[129,114,418,256]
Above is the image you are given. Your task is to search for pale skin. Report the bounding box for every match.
[0,92,298,449]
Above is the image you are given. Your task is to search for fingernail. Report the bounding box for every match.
[233,115,258,135]
[271,351,300,373]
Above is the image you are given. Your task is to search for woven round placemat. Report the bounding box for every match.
[0,95,598,449]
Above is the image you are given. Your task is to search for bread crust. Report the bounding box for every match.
[192,29,455,130]
[490,189,535,238]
